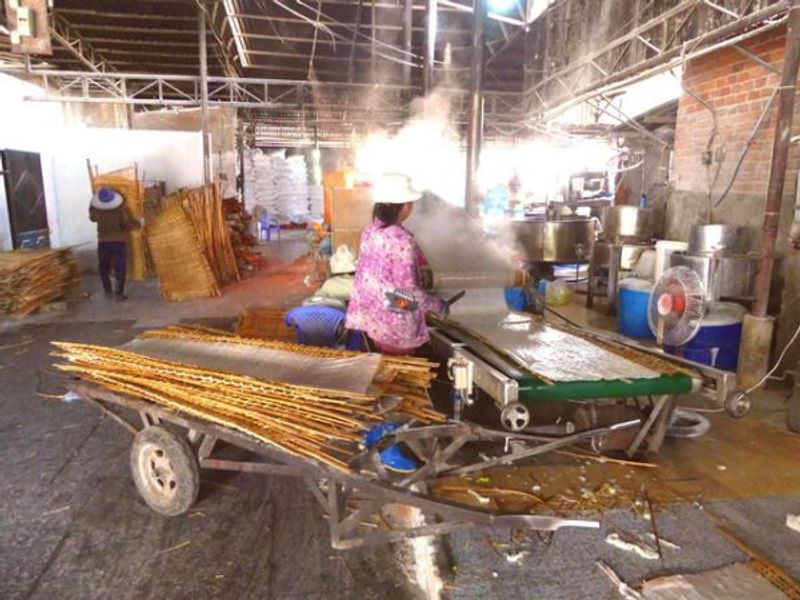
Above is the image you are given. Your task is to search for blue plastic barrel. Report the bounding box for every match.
[618,278,655,339]
[666,302,745,372]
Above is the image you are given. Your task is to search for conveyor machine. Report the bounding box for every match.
[408,197,745,456]
[428,310,742,457]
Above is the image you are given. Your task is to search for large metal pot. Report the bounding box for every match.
[602,206,655,243]
[512,217,597,263]
[669,252,756,301]
[688,224,748,255]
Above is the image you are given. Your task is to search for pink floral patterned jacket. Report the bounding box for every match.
[345,220,445,349]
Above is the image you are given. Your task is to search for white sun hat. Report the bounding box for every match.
[371,173,422,205]
[90,187,124,210]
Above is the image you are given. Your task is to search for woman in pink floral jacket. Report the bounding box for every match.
[346,174,445,354]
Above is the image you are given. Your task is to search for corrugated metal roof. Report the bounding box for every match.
[1,0,527,90]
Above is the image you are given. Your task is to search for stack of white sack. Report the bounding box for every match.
[308,185,324,220]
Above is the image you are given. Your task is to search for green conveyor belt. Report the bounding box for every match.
[432,323,695,403]
[516,373,693,403]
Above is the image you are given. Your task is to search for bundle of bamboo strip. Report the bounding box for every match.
[53,337,444,471]
[88,164,149,281]
[163,183,239,286]
[0,249,79,316]
[146,202,221,301]
[140,325,444,423]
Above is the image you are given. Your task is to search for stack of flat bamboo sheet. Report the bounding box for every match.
[0,249,78,316]
[53,325,443,471]
[146,201,220,301]
[147,183,239,301]
[166,183,239,286]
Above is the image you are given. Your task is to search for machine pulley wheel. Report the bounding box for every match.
[500,402,531,432]
[725,392,751,419]
[130,426,199,516]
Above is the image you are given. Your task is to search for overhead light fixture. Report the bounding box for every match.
[487,0,517,14]
[222,0,250,67]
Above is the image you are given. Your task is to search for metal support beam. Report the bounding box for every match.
[0,67,528,142]
[204,0,239,78]
[199,4,212,185]
[752,0,800,317]
[424,0,437,94]
[371,0,377,83]
[348,0,364,83]
[403,0,413,85]
[525,0,788,123]
[465,0,487,218]
[49,14,116,75]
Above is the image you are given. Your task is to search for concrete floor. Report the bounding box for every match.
[2,236,799,599]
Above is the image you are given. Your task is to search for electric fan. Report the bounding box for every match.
[648,266,706,346]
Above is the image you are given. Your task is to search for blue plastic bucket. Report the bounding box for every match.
[666,302,745,371]
[504,287,529,311]
[618,278,655,339]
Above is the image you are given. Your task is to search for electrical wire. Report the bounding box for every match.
[713,87,779,208]
[669,64,719,222]
[293,0,421,60]
[745,317,800,395]
[272,0,338,47]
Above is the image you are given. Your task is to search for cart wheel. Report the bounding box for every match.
[500,402,530,432]
[130,426,199,516]
[725,392,751,419]
[590,434,605,453]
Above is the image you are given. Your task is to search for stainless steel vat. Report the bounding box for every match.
[602,206,655,243]
[513,218,597,263]
[669,252,756,301]
[688,224,749,255]
[591,242,652,270]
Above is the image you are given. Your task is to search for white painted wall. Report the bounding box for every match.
[48,129,203,252]
[0,73,204,258]
[0,75,62,251]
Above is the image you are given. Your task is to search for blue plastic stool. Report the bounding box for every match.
[258,215,281,242]
[363,423,419,473]
[285,305,347,347]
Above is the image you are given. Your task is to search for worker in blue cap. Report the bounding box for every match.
[89,187,140,300]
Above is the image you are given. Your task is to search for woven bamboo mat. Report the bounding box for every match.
[0,248,79,316]
[236,306,297,342]
[163,183,239,287]
[146,202,220,301]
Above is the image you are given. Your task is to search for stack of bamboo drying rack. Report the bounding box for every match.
[54,325,443,471]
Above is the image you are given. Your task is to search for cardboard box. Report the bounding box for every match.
[331,187,373,231]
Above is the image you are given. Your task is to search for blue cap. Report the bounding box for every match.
[97,187,116,203]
